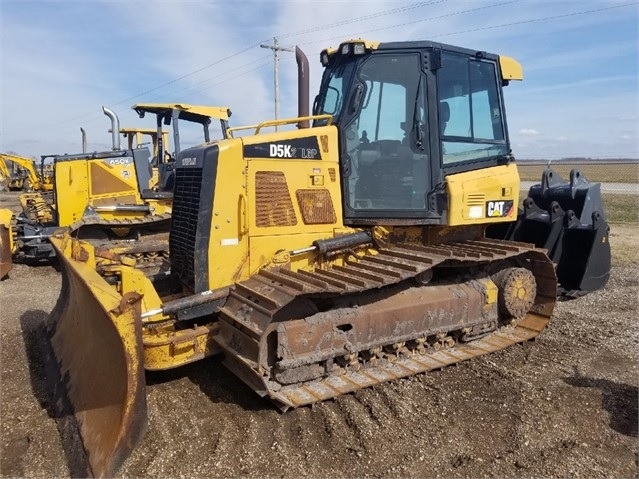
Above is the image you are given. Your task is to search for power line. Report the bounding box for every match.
[430,2,639,39]
[46,0,637,130]
[109,44,262,108]
[53,43,263,128]
[294,1,636,51]
[158,61,272,103]
[150,1,523,120]
[296,0,522,48]
[276,0,445,39]
[49,1,445,127]
[149,55,272,102]
[133,1,443,105]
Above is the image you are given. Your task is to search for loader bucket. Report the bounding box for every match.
[48,234,147,477]
[488,168,611,297]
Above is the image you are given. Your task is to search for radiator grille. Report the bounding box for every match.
[296,189,336,224]
[170,167,203,290]
[255,171,297,227]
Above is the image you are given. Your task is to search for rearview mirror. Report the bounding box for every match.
[323,87,340,115]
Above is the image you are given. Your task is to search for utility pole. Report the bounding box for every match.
[260,37,293,131]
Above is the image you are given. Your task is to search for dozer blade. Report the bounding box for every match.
[0,224,12,279]
[48,235,147,477]
[0,209,14,279]
[488,167,611,297]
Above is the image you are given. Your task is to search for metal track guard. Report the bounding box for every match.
[48,235,147,477]
[488,168,611,297]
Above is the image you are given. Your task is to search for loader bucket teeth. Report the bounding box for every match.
[48,235,147,477]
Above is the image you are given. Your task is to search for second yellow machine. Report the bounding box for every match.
[50,39,578,476]
[0,152,54,192]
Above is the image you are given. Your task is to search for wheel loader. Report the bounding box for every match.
[45,39,609,477]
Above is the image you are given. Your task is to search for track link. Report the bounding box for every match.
[273,313,548,409]
[216,238,557,410]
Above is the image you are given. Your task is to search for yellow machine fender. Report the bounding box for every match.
[0,208,14,279]
[48,234,147,477]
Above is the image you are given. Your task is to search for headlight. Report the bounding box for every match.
[353,43,366,55]
[341,43,351,55]
[320,51,329,66]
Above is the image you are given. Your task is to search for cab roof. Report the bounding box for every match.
[118,127,167,135]
[132,103,232,124]
[321,39,522,81]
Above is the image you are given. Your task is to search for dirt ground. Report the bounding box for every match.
[1,191,637,478]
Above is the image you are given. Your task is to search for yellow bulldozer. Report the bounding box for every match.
[131,102,232,191]
[46,39,610,476]
[0,107,173,279]
[0,104,233,279]
[119,102,232,191]
[119,126,169,157]
[118,127,171,190]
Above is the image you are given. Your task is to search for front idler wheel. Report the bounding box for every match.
[494,267,537,320]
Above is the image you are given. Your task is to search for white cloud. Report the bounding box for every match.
[519,128,540,136]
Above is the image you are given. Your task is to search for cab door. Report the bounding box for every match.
[338,52,433,222]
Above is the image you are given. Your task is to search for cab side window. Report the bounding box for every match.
[438,52,507,165]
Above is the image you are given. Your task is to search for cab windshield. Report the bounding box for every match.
[314,60,356,125]
[319,52,430,212]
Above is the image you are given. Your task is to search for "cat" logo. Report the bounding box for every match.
[486,200,513,217]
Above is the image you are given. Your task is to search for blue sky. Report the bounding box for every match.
[1,0,637,160]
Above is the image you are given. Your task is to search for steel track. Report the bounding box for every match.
[215,238,557,410]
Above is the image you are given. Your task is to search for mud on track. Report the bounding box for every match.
[1,208,637,477]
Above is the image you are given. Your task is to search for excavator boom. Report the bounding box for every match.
[1,152,50,191]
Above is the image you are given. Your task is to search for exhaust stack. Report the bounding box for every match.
[295,46,310,129]
[102,106,121,151]
[80,127,87,153]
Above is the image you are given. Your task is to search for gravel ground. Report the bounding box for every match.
[1,191,637,478]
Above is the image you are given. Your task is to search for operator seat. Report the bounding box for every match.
[439,101,450,135]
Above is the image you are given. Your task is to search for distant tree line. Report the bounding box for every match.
[519,157,639,164]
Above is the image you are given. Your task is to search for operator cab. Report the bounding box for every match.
[313,40,518,224]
